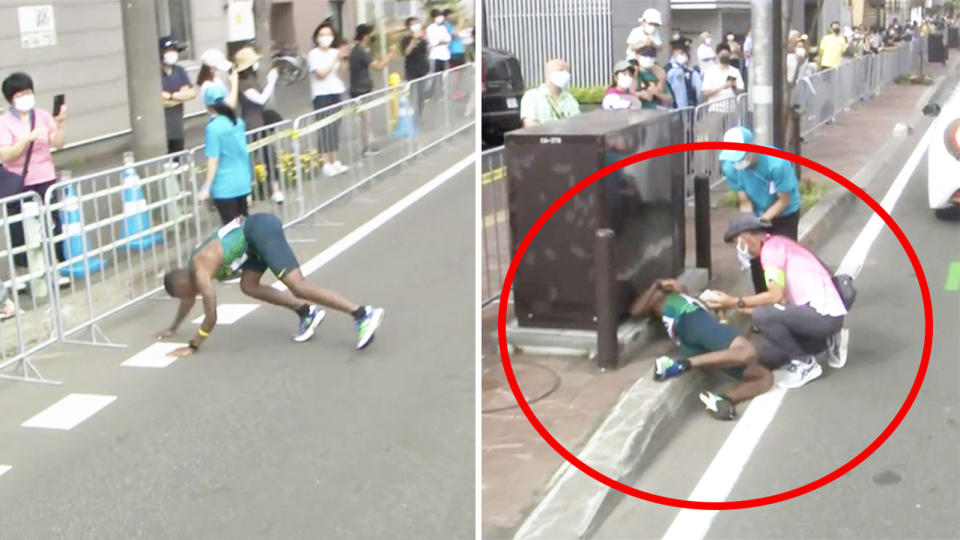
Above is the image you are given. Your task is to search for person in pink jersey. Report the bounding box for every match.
[702,214,847,389]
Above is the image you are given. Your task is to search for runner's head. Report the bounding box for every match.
[163,268,196,298]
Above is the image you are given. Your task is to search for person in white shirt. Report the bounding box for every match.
[626,8,663,61]
[702,48,744,109]
[308,21,349,177]
[198,49,238,108]
[696,32,716,71]
[426,8,452,72]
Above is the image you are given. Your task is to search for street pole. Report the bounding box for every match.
[119,0,167,161]
[772,0,784,147]
[253,0,272,58]
[375,0,389,88]
[750,0,774,145]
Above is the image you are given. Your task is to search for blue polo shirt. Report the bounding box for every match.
[204,115,252,200]
[446,21,465,55]
[722,153,801,217]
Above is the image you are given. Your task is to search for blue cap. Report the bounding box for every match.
[203,84,227,106]
[718,126,754,162]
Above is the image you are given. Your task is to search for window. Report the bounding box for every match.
[157,0,194,58]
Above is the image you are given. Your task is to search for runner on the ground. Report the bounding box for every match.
[157,213,384,357]
[630,278,772,420]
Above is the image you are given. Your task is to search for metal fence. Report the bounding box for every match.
[0,63,475,384]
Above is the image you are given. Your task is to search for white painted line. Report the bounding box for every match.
[662,388,787,540]
[272,153,475,291]
[0,465,10,478]
[190,303,259,325]
[22,394,117,431]
[121,342,188,368]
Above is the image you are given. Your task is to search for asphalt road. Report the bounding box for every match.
[0,134,476,539]
[596,117,960,537]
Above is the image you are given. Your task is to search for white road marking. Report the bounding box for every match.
[190,303,259,325]
[22,394,117,431]
[663,84,951,539]
[121,342,188,368]
[272,154,475,290]
[0,465,10,478]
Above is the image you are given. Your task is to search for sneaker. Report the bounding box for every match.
[294,306,326,343]
[777,356,823,389]
[653,356,689,381]
[271,190,285,204]
[332,161,350,175]
[356,306,385,349]
[699,391,736,420]
[362,145,382,157]
[825,328,849,368]
[322,163,336,177]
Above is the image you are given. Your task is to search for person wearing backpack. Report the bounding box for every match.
[703,214,851,390]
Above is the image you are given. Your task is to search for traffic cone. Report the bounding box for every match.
[118,152,163,251]
[392,88,417,139]
[58,184,105,278]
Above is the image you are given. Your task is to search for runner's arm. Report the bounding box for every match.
[630,280,666,319]
[191,269,218,349]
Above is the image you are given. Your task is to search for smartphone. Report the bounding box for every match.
[53,94,65,116]
[726,76,736,83]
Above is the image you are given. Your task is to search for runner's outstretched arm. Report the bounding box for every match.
[630,280,665,319]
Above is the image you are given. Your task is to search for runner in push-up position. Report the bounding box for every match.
[630,278,772,420]
[157,213,384,357]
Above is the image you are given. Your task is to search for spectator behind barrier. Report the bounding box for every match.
[198,84,252,225]
[666,39,702,108]
[634,45,673,109]
[602,61,643,111]
[819,21,846,70]
[519,58,580,128]
[625,8,663,63]
[235,46,284,204]
[159,35,196,155]
[696,31,716,72]
[702,48,744,104]
[0,72,68,268]
[426,8,452,73]
[401,16,430,120]
[198,48,238,108]
[308,20,350,177]
[350,23,397,156]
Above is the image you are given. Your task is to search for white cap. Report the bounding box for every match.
[200,49,233,71]
[640,8,663,25]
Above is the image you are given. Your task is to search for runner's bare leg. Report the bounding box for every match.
[281,269,360,314]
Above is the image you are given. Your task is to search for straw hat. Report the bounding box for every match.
[234,46,262,72]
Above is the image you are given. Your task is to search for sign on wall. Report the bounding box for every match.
[227,0,255,42]
[18,5,57,49]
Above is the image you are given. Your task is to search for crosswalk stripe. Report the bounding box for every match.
[22,394,117,431]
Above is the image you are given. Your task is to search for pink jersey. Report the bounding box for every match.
[0,108,58,186]
[760,235,847,317]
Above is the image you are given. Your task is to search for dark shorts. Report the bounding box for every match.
[449,54,466,67]
[241,213,300,278]
[674,309,743,379]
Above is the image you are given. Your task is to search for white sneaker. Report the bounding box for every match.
[322,163,336,177]
[271,190,285,204]
[332,161,349,174]
[826,328,850,368]
[777,356,823,389]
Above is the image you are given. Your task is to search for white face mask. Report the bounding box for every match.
[318,35,334,48]
[616,73,633,89]
[676,53,688,65]
[795,47,807,58]
[253,61,261,71]
[638,56,655,69]
[435,16,444,24]
[644,23,657,35]
[733,156,751,170]
[411,24,422,34]
[549,69,571,89]
[704,37,712,45]
[736,237,753,269]
[13,94,35,113]
[163,51,179,65]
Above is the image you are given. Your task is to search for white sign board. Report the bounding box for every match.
[227,0,255,42]
[18,5,56,49]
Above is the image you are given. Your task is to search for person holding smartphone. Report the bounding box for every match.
[701,47,743,107]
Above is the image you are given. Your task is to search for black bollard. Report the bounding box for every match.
[694,175,712,279]
[595,228,618,370]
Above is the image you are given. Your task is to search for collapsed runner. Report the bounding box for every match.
[630,278,772,420]
[157,213,384,357]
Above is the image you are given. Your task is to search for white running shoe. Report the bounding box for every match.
[777,356,823,389]
[271,190,285,204]
[322,163,336,177]
[825,328,849,368]
[332,160,350,175]
[355,306,384,350]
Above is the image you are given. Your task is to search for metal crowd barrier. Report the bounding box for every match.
[481,147,508,307]
[0,63,475,384]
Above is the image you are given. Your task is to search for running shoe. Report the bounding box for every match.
[653,356,689,381]
[332,161,350,175]
[322,163,336,177]
[362,144,383,157]
[271,190,285,204]
[356,306,385,349]
[293,306,326,343]
[777,356,823,389]
[825,328,849,369]
[699,391,736,420]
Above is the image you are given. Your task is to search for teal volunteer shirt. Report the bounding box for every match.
[205,115,252,200]
[722,153,801,217]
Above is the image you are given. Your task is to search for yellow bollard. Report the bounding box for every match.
[388,72,402,131]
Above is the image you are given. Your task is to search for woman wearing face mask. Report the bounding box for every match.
[426,8,452,73]
[308,21,349,177]
[786,37,810,84]
[666,39,702,108]
[634,46,673,109]
[0,72,68,268]
[197,49,238,108]
[696,32,716,71]
[602,61,643,111]
[159,36,196,155]
[519,58,580,128]
[198,84,252,224]
[235,46,284,204]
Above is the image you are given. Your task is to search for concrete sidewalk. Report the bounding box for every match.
[480,54,960,540]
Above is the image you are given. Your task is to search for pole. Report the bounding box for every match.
[694,175,712,278]
[120,0,167,161]
[375,0,389,88]
[253,0,272,59]
[595,229,618,370]
[772,0,785,148]
[750,0,774,145]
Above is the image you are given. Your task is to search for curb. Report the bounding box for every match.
[509,62,960,540]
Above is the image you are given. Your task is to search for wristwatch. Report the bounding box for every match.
[736,297,746,309]
[188,341,199,351]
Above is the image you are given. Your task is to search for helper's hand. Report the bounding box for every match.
[154,328,176,340]
[703,291,736,310]
[167,346,195,358]
[197,189,210,202]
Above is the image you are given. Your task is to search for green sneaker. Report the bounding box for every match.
[699,391,736,420]
[356,306,385,349]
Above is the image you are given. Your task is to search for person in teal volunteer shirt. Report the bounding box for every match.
[198,84,252,224]
[719,126,801,293]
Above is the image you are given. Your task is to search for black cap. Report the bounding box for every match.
[723,213,772,243]
[159,36,185,52]
[670,38,688,50]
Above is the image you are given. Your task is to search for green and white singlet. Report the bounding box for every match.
[660,292,705,341]
[190,216,249,281]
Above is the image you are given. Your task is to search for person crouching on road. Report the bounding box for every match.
[631,278,772,420]
[602,61,643,111]
[198,84,252,225]
[702,214,847,390]
[718,126,802,293]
